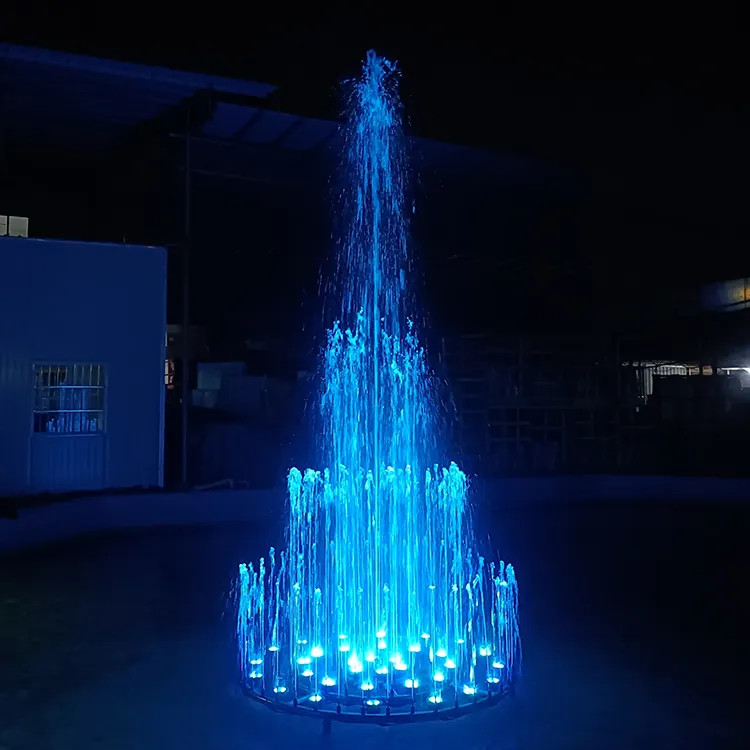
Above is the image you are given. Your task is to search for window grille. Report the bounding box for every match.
[33,364,105,434]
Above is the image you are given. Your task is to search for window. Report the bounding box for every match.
[33,364,105,434]
[165,359,175,389]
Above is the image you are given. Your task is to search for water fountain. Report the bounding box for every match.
[236,51,521,723]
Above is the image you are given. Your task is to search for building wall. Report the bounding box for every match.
[0,237,166,495]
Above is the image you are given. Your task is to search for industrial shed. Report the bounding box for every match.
[0,236,166,495]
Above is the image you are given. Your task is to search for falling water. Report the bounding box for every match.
[236,51,520,718]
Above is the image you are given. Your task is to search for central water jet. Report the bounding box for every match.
[236,50,520,721]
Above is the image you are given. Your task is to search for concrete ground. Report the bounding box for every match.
[1,499,748,749]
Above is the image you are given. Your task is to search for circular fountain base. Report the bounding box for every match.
[241,680,514,726]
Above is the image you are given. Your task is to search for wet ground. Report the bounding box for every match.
[1,498,748,749]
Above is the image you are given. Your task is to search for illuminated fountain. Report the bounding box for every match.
[236,51,520,722]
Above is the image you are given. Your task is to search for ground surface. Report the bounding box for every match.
[1,498,748,749]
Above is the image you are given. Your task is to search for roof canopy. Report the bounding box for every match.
[0,43,551,189]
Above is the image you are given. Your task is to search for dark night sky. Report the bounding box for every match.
[2,3,748,340]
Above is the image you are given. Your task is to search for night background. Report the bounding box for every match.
[1,4,749,749]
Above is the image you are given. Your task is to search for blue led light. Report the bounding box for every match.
[366,699,381,707]
[235,50,521,717]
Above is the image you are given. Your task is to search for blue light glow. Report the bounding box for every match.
[236,50,521,717]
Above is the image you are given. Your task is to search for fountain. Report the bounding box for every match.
[236,51,521,723]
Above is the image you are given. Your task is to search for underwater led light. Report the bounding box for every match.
[235,49,520,724]
[463,685,477,696]
[273,686,287,694]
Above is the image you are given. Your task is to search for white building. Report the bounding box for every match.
[0,237,166,495]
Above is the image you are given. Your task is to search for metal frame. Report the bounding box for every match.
[242,680,513,727]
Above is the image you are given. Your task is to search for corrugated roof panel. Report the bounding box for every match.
[241,111,299,145]
[199,103,260,139]
[281,117,338,151]
[0,43,276,99]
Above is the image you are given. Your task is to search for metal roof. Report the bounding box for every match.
[0,43,552,187]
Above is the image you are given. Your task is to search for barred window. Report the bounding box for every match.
[33,364,105,434]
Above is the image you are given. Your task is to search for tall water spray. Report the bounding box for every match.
[236,51,520,719]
